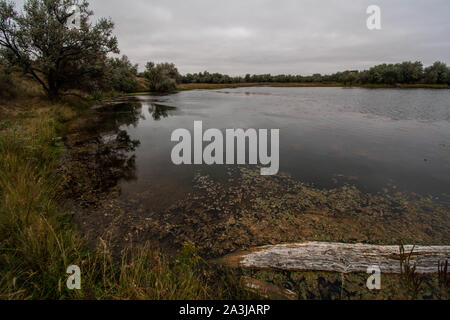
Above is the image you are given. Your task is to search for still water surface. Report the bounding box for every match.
[98,87,450,210]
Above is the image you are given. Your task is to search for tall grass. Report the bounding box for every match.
[0,112,72,299]
[0,106,219,300]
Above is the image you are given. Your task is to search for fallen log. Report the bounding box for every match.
[218,242,450,274]
[241,277,298,300]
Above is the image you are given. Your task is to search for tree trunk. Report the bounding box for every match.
[46,72,60,101]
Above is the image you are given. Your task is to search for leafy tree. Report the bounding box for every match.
[311,73,322,83]
[104,55,138,93]
[144,62,180,93]
[0,0,118,100]
[424,61,449,84]
[397,61,423,84]
[182,73,194,84]
[366,64,396,84]
[356,70,370,84]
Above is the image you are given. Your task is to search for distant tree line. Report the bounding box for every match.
[180,61,450,86]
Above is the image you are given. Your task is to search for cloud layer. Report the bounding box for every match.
[14,0,450,75]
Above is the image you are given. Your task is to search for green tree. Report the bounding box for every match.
[397,61,423,84]
[367,64,398,84]
[424,61,449,84]
[104,55,138,93]
[144,62,180,93]
[0,0,118,100]
[311,73,322,83]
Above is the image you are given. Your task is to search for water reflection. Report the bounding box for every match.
[71,88,450,208]
[64,98,144,202]
[148,103,177,121]
[118,88,450,202]
[96,99,144,128]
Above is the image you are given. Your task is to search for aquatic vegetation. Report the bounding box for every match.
[70,161,449,258]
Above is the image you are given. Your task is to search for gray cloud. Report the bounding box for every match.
[13,0,450,75]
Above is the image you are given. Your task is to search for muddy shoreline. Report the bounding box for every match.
[60,98,450,258]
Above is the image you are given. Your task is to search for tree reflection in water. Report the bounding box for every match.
[148,103,176,121]
[64,98,144,202]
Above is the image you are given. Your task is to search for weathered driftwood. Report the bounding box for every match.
[219,242,450,274]
[241,277,298,300]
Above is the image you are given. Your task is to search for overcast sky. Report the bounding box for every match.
[14,0,450,75]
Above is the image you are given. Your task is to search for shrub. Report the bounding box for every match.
[104,55,139,93]
[144,62,180,93]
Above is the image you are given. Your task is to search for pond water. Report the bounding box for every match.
[97,87,450,211]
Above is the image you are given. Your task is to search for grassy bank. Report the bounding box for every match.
[0,101,246,300]
[177,82,450,91]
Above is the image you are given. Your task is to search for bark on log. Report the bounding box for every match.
[241,277,298,300]
[219,242,450,274]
